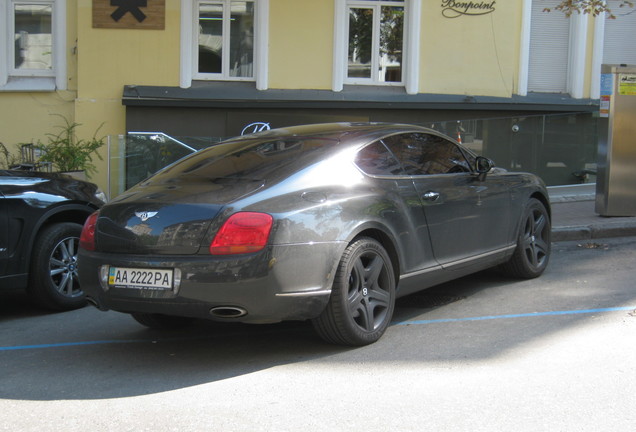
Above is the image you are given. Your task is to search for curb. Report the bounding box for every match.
[552,222,636,242]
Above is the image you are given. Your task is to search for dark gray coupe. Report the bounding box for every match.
[78,123,551,345]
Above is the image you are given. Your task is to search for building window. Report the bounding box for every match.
[602,8,636,65]
[181,0,268,88]
[346,1,404,85]
[527,0,570,93]
[333,0,419,94]
[196,1,254,80]
[1,0,66,91]
[518,0,587,98]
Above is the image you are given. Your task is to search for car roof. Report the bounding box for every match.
[229,122,438,146]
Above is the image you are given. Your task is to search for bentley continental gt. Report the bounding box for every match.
[78,123,551,345]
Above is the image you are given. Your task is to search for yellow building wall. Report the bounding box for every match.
[74,0,182,190]
[420,0,522,97]
[1,0,605,192]
[0,93,76,160]
[0,0,78,164]
[268,0,334,90]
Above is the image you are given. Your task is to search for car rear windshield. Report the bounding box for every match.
[150,136,340,182]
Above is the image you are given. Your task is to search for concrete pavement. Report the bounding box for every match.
[550,186,636,241]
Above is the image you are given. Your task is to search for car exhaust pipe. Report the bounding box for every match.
[209,306,248,319]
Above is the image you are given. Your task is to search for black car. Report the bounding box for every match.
[0,170,106,310]
[78,123,551,345]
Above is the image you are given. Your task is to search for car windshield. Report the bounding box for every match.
[148,136,341,182]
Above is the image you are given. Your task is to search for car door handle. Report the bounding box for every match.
[422,191,440,202]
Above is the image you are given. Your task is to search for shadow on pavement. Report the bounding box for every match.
[1,238,634,401]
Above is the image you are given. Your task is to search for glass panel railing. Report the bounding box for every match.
[106,112,599,200]
[424,111,598,187]
[107,133,226,199]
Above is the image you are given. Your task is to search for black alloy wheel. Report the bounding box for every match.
[312,237,396,346]
[500,198,551,279]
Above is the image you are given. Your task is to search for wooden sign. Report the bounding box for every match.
[93,0,165,30]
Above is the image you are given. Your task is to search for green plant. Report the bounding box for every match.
[0,142,20,169]
[35,116,105,178]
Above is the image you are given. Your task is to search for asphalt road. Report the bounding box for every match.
[2,237,636,431]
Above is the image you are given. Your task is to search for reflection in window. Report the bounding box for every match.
[383,134,471,175]
[14,4,52,71]
[355,141,404,176]
[198,1,254,78]
[347,1,404,84]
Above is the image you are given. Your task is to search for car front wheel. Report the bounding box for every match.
[312,237,396,346]
[27,222,86,311]
[500,198,551,279]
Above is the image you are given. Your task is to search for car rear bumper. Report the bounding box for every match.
[78,242,343,323]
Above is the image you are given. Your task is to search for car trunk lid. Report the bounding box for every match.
[95,177,264,254]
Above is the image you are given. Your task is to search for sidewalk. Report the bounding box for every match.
[551,197,636,242]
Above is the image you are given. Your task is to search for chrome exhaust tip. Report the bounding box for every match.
[209,306,248,319]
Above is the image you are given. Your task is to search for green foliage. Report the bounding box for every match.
[35,116,105,178]
[0,142,20,170]
[544,0,634,18]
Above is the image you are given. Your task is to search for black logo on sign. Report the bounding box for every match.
[441,0,496,18]
[111,0,147,23]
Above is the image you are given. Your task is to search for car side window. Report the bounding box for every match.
[355,141,405,176]
[382,133,472,175]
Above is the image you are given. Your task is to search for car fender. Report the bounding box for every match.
[18,202,98,275]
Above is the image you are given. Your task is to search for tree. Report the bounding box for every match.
[544,0,634,18]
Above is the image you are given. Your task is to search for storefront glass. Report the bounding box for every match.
[107,112,598,200]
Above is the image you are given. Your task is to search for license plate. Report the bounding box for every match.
[108,267,173,290]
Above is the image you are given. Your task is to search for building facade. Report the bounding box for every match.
[1,0,635,192]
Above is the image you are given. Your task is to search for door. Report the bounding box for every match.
[354,140,438,274]
[382,133,513,266]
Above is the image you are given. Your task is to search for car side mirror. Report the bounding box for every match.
[474,156,494,181]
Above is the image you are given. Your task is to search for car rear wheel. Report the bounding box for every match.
[27,222,86,311]
[312,237,396,346]
[131,313,195,330]
[500,198,551,279]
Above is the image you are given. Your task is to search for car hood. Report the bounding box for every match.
[95,176,264,254]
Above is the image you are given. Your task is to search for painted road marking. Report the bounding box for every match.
[394,306,636,326]
[2,306,635,352]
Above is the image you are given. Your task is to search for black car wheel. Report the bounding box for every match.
[312,237,396,346]
[500,198,551,279]
[131,313,195,330]
[27,222,86,311]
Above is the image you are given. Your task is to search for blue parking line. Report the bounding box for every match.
[0,339,148,351]
[394,306,636,326]
[2,306,634,352]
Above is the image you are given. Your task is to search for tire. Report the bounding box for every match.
[500,198,551,279]
[27,222,86,311]
[312,237,396,346]
[131,313,195,330]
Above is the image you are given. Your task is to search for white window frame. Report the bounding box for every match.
[517,0,586,98]
[180,0,269,89]
[333,0,420,94]
[0,0,66,91]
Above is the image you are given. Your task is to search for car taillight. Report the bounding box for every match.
[80,211,99,251]
[210,212,273,255]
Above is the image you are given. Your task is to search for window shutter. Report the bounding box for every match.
[603,9,636,65]
[528,0,570,93]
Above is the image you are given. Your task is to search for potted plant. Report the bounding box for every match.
[35,116,105,179]
[0,142,20,170]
